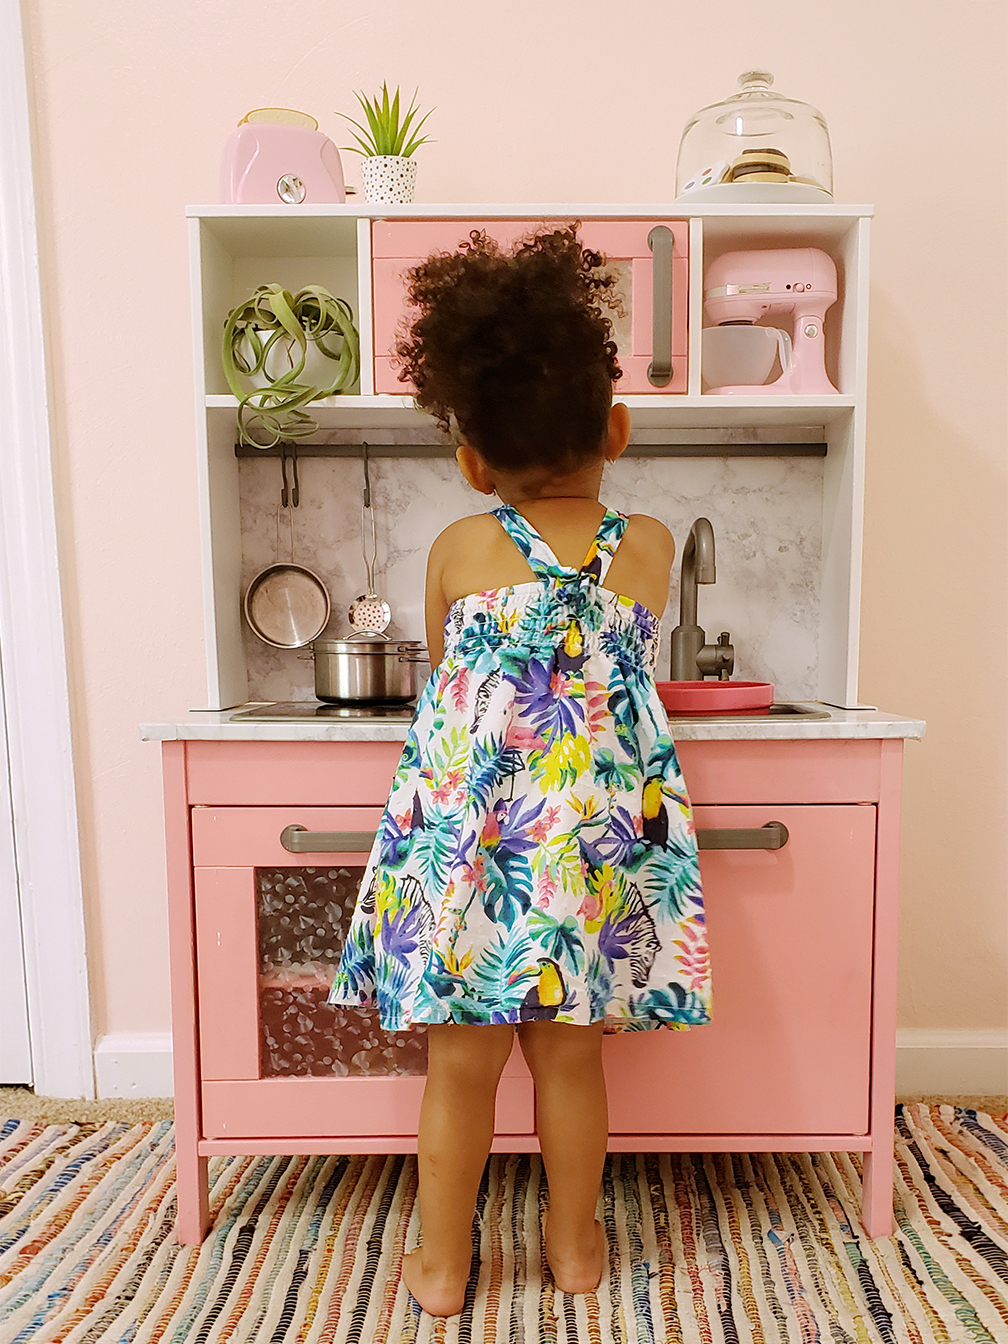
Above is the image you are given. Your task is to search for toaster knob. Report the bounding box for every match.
[277,173,307,205]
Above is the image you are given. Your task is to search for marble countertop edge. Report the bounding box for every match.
[140,704,926,744]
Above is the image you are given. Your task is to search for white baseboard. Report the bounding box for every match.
[93,1033,174,1099]
[92,1028,1008,1103]
[895,1028,1008,1098]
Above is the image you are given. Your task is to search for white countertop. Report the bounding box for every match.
[140,703,925,744]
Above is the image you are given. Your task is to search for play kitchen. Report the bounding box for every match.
[213,72,859,724]
[143,70,924,1248]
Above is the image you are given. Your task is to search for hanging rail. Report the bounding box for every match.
[234,440,827,459]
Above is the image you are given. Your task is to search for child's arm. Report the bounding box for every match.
[424,534,450,667]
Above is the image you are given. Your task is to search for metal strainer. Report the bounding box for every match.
[347,446,391,636]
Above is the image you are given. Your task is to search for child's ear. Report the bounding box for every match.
[456,444,496,495]
[605,401,632,463]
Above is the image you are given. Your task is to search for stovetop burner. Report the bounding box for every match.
[230,701,418,723]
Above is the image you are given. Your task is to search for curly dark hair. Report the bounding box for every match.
[394,224,623,475]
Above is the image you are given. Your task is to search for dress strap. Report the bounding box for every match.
[491,504,628,584]
[580,508,628,584]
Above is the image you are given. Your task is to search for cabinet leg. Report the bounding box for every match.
[860,1138,894,1238]
[175,1150,210,1245]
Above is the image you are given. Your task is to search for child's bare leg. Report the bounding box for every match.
[517,1019,608,1292]
[402,1022,515,1316]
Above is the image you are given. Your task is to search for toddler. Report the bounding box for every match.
[329,225,713,1316]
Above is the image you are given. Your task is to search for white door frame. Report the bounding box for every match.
[0,0,93,1097]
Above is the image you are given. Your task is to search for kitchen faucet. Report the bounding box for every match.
[670,518,735,680]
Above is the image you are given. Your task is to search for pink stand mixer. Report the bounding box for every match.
[703,247,839,394]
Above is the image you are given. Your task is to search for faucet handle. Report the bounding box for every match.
[692,631,735,680]
[715,632,734,681]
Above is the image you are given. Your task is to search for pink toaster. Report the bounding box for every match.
[220,109,346,205]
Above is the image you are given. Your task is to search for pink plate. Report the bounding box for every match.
[655,680,774,714]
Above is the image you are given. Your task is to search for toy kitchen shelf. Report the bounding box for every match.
[188,202,871,712]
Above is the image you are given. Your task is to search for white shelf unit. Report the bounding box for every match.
[188,204,872,711]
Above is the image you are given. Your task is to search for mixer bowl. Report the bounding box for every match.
[702,325,787,389]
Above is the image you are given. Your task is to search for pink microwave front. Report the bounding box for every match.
[371,219,688,395]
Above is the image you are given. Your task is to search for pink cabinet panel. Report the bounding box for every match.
[372,218,688,395]
[604,803,877,1135]
[202,1063,535,1140]
[202,1077,429,1138]
[194,867,260,1081]
[184,739,403,806]
[191,805,383,866]
[676,738,883,805]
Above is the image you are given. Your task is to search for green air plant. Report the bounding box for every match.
[222,284,360,447]
[339,83,434,158]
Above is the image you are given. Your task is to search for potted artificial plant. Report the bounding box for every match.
[339,83,434,204]
[222,283,360,447]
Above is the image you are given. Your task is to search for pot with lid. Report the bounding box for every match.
[308,637,429,704]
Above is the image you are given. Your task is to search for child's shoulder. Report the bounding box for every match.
[620,512,675,558]
[430,511,502,552]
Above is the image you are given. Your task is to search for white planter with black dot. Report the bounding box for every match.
[360,155,417,204]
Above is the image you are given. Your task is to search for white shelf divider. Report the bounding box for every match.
[687,218,704,397]
[355,217,375,398]
[206,392,857,431]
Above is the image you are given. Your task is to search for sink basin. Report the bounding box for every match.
[656,680,774,714]
[665,701,832,722]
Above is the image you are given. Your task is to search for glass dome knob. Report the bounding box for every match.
[738,71,774,91]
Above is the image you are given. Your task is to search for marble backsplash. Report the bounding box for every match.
[238,447,823,703]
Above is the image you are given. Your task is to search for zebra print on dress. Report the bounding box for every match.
[1,1105,1007,1341]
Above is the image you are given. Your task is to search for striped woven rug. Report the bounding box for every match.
[1,1106,1006,1342]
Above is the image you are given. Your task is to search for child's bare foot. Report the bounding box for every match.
[542,1210,606,1293]
[401,1245,470,1316]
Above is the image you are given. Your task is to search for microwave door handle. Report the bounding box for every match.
[647,225,674,387]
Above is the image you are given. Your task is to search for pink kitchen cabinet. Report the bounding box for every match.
[371,218,689,395]
[605,801,877,1137]
[161,733,906,1246]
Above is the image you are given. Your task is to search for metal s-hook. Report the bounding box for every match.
[360,443,377,591]
[278,441,300,508]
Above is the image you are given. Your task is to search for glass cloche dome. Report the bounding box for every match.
[675,71,833,203]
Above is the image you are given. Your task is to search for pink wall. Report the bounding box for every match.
[22,0,1007,1040]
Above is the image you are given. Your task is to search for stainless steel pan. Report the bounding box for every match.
[244,505,330,649]
[308,638,429,703]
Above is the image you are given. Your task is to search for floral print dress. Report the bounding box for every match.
[328,504,713,1033]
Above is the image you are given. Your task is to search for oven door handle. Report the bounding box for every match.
[280,824,378,854]
[280,820,788,854]
[696,821,789,850]
[647,224,674,387]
